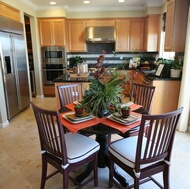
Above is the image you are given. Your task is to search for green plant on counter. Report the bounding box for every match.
[171,58,181,70]
[69,56,83,68]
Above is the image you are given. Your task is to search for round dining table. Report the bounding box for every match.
[60,104,148,187]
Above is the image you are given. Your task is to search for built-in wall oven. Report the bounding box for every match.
[41,46,67,85]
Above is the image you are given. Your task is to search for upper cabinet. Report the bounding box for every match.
[0,2,20,22]
[115,18,145,52]
[129,18,145,51]
[164,0,190,52]
[38,18,66,46]
[85,19,115,27]
[144,15,161,52]
[115,19,130,52]
[66,19,86,52]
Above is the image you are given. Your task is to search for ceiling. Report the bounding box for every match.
[20,0,166,11]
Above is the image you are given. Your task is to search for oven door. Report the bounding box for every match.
[42,64,66,85]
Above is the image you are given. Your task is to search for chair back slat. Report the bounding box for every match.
[130,82,155,113]
[31,102,68,164]
[136,107,183,167]
[57,83,84,108]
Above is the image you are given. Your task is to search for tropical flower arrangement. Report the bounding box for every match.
[81,50,130,117]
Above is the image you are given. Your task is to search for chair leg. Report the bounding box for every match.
[163,165,170,189]
[41,156,47,189]
[134,177,140,189]
[109,160,114,188]
[94,155,98,187]
[63,170,69,189]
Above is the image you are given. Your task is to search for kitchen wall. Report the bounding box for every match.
[67,43,158,68]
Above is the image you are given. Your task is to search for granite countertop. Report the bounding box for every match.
[53,69,181,83]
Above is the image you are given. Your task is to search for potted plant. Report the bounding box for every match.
[69,56,83,69]
[82,51,128,117]
[120,106,131,118]
[74,102,84,116]
[170,56,182,78]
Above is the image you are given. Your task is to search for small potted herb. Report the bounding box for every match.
[121,106,131,118]
[74,102,84,116]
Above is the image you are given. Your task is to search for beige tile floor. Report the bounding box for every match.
[0,97,190,189]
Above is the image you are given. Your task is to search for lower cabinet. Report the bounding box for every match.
[43,85,55,97]
[150,80,181,114]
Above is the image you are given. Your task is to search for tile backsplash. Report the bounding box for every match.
[67,43,159,68]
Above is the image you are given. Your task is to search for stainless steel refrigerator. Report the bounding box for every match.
[0,17,30,120]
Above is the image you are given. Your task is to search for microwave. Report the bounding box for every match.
[41,46,67,65]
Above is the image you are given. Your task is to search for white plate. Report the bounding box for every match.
[62,112,95,124]
[107,113,140,125]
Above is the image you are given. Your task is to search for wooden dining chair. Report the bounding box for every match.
[130,82,156,113]
[118,82,156,138]
[31,102,100,189]
[109,107,183,189]
[57,83,84,110]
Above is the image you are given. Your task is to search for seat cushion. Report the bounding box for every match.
[65,133,100,164]
[108,136,149,169]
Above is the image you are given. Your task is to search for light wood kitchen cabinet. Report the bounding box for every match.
[164,0,190,52]
[150,80,181,114]
[85,19,115,27]
[66,19,86,52]
[129,18,145,51]
[115,18,145,52]
[38,18,66,46]
[43,85,56,97]
[144,15,161,52]
[0,2,20,22]
[115,19,130,52]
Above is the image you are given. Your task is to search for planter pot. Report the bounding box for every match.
[121,108,131,118]
[170,69,181,78]
[74,107,84,116]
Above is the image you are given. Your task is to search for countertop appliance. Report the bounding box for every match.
[41,46,67,85]
[85,26,115,43]
[0,16,30,120]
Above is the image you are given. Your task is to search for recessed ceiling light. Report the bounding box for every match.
[83,1,90,4]
[50,1,56,5]
[118,0,125,2]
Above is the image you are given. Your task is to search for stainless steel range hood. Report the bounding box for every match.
[85,26,115,43]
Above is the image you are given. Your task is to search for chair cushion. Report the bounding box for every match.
[109,136,150,169]
[65,133,100,164]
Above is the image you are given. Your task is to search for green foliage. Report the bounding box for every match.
[82,70,127,117]
[121,106,131,110]
[171,59,181,70]
[69,56,83,68]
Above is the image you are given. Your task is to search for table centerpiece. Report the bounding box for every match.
[81,50,130,117]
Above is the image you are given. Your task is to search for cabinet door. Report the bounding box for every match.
[85,19,115,27]
[164,0,190,52]
[0,2,20,22]
[52,19,65,46]
[145,15,161,52]
[129,19,145,51]
[66,20,86,52]
[115,19,130,52]
[38,19,65,46]
[38,19,53,46]
[164,0,175,51]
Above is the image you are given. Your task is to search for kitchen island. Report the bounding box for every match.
[54,69,181,114]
